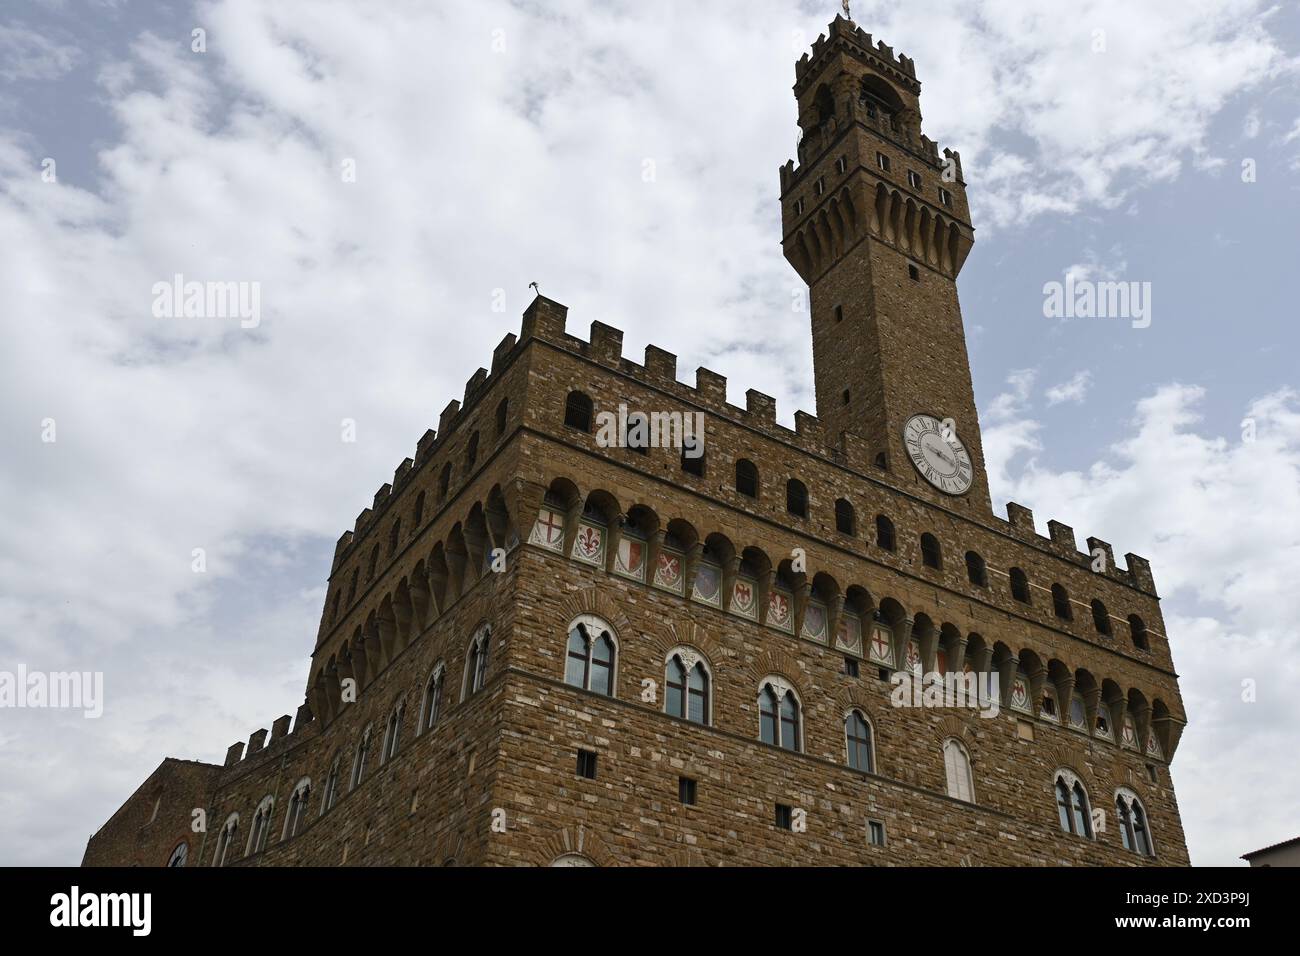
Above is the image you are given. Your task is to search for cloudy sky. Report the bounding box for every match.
[2,0,1298,867]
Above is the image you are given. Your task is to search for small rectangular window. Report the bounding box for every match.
[841,389,851,406]
[835,156,847,174]
[868,820,886,846]
[844,657,860,677]
[877,667,891,682]
[1146,764,1159,784]
[775,803,793,831]
[815,177,825,196]
[907,170,922,189]
[876,152,890,172]
[908,264,920,281]
[939,186,953,208]
[679,777,697,806]
[577,749,597,780]
[834,304,844,323]
[794,198,804,216]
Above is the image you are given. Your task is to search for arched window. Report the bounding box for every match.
[666,652,710,725]
[875,514,896,551]
[564,616,616,696]
[1116,790,1154,857]
[495,397,508,437]
[213,814,239,867]
[350,726,373,790]
[388,518,402,557]
[1054,771,1093,838]
[943,738,974,803]
[835,498,855,535]
[1010,567,1030,603]
[321,755,341,815]
[465,431,480,470]
[920,533,942,569]
[965,551,987,587]
[382,701,404,763]
[735,459,759,498]
[1052,584,1073,620]
[758,681,801,751]
[420,665,445,733]
[845,711,874,772]
[438,462,453,502]
[166,841,188,867]
[1091,599,1111,635]
[247,796,274,856]
[413,490,426,528]
[465,626,491,697]
[1128,614,1149,650]
[564,390,593,432]
[786,479,808,517]
[283,779,311,840]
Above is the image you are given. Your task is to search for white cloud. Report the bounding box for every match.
[0,23,79,81]
[986,383,1300,866]
[1045,370,1093,406]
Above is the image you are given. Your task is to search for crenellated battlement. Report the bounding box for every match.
[795,15,917,91]
[998,501,1157,596]
[332,294,1156,596]
[222,704,315,772]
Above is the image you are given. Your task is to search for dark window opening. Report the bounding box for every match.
[835,498,855,535]
[564,391,593,432]
[775,804,793,831]
[576,749,597,780]
[678,777,697,806]
[920,533,942,570]
[786,479,808,518]
[735,458,759,498]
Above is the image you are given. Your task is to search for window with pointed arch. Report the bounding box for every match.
[321,754,341,815]
[845,710,874,772]
[758,680,801,752]
[564,615,616,696]
[1115,789,1155,857]
[1054,771,1093,838]
[247,795,274,857]
[381,700,404,764]
[465,625,491,697]
[943,738,974,803]
[166,840,188,867]
[420,665,445,733]
[665,650,710,725]
[350,725,373,790]
[212,813,239,867]
[283,778,311,840]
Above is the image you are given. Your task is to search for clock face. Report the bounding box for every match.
[903,414,974,495]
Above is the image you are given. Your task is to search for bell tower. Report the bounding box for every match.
[780,15,988,514]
